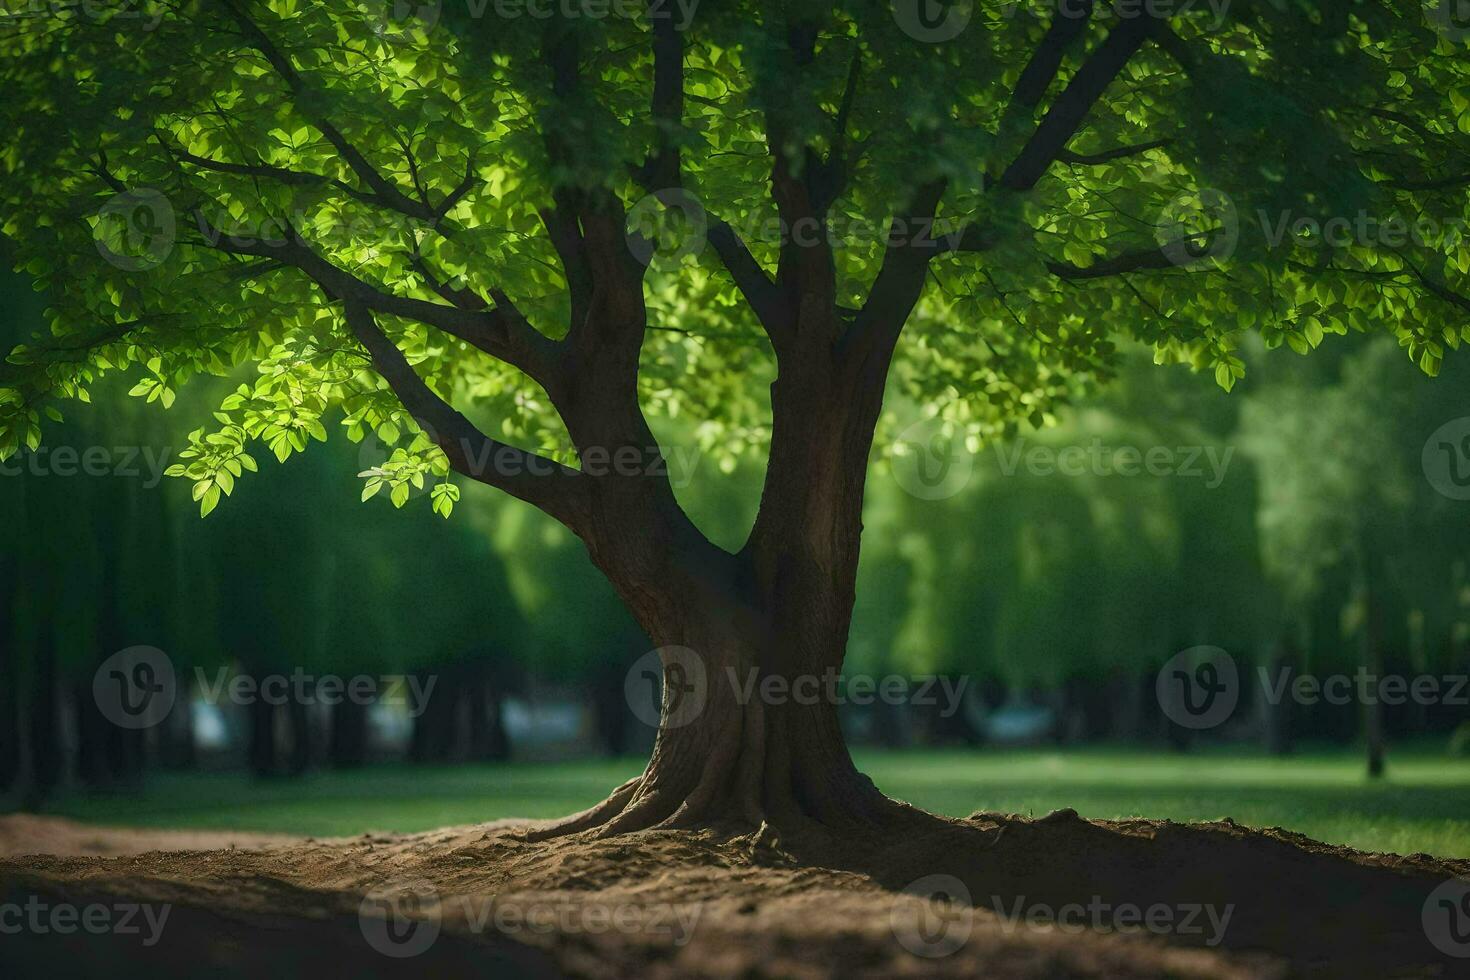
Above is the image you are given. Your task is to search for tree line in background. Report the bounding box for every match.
[3,261,1469,806]
[857,332,1470,767]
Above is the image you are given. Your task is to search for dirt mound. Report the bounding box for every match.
[0,811,1465,978]
[0,814,300,858]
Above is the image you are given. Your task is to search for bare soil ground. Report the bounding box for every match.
[1,810,1466,978]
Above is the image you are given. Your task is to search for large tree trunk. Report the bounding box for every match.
[515,171,938,840]
[536,618,903,839]
[534,303,926,840]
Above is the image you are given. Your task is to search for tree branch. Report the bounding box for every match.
[999,15,1157,192]
[189,209,558,384]
[1046,242,1182,280]
[707,221,790,341]
[1384,172,1470,192]
[1057,138,1170,165]
[341,301,590,531]
[638,10,685,189]
[841,179,948,361]
[1007,0,1096,113]
[214,0,444,223]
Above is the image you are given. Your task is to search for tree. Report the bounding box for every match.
[1240,338,1420,775]
[2,1,1466,836]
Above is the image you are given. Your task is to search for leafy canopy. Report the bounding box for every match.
[2,0,1467,519]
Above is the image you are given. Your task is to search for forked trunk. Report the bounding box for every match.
[534,332,919,840]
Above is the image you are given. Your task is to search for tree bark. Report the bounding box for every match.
[532,624,905,840]
[533,316,927,840]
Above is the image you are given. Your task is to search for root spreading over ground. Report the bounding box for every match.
[1,810,1465,978]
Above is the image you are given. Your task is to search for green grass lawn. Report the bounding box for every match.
[36,745,1470,858]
